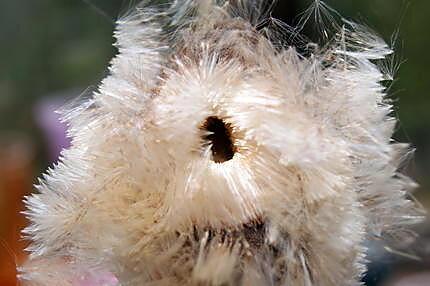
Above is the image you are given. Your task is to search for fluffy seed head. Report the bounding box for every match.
[20,1,423,285]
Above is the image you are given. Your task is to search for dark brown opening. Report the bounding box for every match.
[201,116,236,163]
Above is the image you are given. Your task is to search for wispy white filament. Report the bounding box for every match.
[20,1,423,285]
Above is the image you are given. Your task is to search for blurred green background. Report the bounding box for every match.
[0,0,428,285]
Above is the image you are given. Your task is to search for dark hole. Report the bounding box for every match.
[201,116,236,163]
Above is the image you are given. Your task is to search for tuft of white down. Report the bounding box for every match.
[20,1,423,285]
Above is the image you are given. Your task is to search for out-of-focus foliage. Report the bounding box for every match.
[0,0,117,156]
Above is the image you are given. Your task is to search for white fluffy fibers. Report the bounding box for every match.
[20,1,423,285]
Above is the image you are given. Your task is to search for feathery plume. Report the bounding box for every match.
[20,1,423,285]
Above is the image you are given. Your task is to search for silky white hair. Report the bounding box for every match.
[20,1,423,285]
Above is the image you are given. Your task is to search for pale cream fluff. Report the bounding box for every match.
[20,1,422,285]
